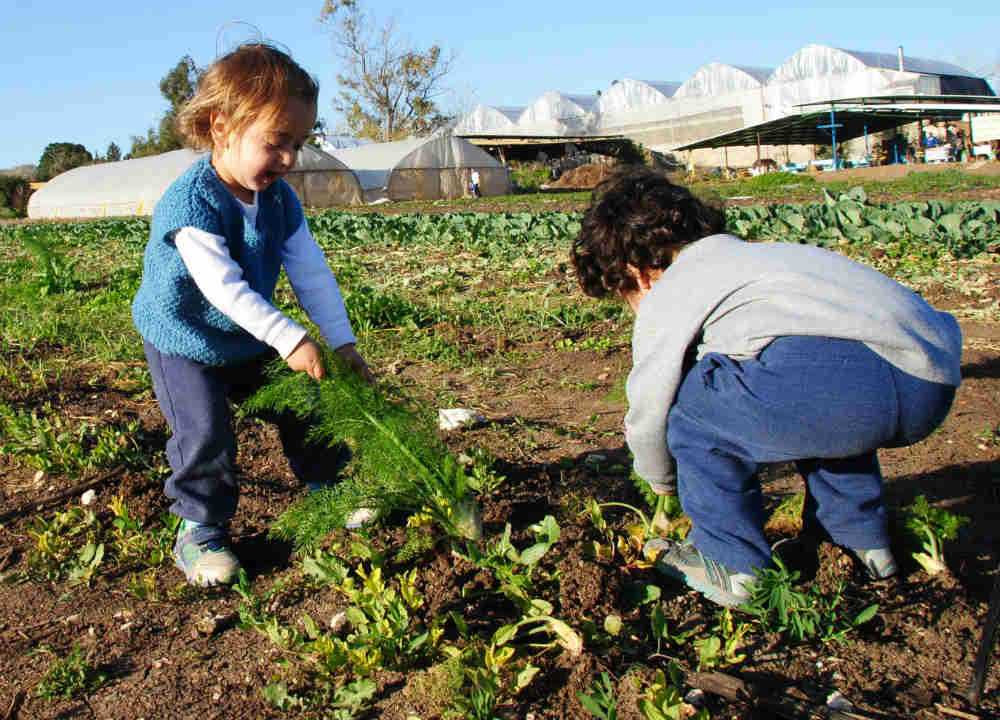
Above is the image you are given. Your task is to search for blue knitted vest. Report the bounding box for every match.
[131,154,304,365]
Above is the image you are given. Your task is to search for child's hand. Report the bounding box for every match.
[334,343,376,384]
[286,336,325,380]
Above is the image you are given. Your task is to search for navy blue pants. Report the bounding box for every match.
[145,341,327,524]
[667,336,956,575]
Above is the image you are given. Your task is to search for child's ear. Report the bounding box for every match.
[626,264,656,291]
[210,111,230,148]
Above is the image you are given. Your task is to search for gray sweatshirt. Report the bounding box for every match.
[626,233,963,493]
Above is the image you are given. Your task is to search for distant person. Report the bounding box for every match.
[132,43,373,586]
[570,168,962,607]
[954,128,966,161]
[471,168,482,197]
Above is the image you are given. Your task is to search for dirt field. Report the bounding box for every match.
[1,186,999,719]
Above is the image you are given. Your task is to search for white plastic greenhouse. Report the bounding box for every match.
[28,149,202,220]
[453,43,996,167]
[674,63,771,98]
[331,129,510,202]
[593,79,678,136]
[27,144,363,219]
[595,79,680,116]
[516,92,599,136]
[281,144,362,208]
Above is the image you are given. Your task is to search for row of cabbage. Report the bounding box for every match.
[5,190,997,260]
[306,190,999,261]
[729,188,1000,256]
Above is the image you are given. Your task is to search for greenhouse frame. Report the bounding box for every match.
[330,129,511,202]
[27,144,363,219]
[454,43,999,168]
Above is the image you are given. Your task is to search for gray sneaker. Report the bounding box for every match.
[644,538,755,607]
[173,519,241,586]
[852,547,898,580]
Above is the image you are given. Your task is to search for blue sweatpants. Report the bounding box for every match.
[144,341,327,524]
[666,336,956,575]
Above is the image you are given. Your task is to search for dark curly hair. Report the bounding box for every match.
[570,166,725,298]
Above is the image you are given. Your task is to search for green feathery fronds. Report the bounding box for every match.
[245,352,482,550]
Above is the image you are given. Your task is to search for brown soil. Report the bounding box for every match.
[1,203,1000,720]
[546,163,616,190]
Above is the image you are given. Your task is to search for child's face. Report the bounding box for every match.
[211,97,317,204]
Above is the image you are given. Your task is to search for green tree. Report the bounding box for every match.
[37,143,93,181]
[321,1,455,141]
[128,55,200,158]
[105,142,122,163]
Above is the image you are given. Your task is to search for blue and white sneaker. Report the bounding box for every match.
[173,519,241,586]
[644,538,755,607]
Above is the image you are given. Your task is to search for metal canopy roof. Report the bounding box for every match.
[461,134,625,146]
[675,95,1000,150]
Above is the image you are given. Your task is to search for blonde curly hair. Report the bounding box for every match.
[177,43,318,151]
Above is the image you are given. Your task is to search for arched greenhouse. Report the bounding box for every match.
[28,144,363,219]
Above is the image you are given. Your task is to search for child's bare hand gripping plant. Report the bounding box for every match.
[287,338,373,383]
[286,336,325,380]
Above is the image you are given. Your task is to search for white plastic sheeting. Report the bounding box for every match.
[764,45,943,122]
[453,104,524,135]
[28,149,203,219]
[27,145,363,219]
[675,63,772,98]
[282,144,363,208]
[331,129,510,202]
[595,79,679,115]
[517,92,598,135]
[318,135,372,151]
[332,137,427,192]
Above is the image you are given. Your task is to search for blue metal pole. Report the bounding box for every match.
[830,109,838,170]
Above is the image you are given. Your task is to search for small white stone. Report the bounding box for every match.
[438,408,485,431]
[330,611,348,633]
[685,688,706,707]
[80,489,96,506]
[826,691,853,711]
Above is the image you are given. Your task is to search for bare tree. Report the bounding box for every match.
[321,1,456,141]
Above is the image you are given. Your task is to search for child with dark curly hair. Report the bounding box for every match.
[571,167,962,606]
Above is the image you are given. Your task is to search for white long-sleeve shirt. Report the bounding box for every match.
[174,195,356,360]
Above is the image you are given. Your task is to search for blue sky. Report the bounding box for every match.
[3,0,998,170]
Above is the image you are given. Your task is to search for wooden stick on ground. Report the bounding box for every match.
[2,689,25,720]
[0,467,121,525]
[935,702,981,720]
[687,670,875,720]
[968,562,1000,708]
